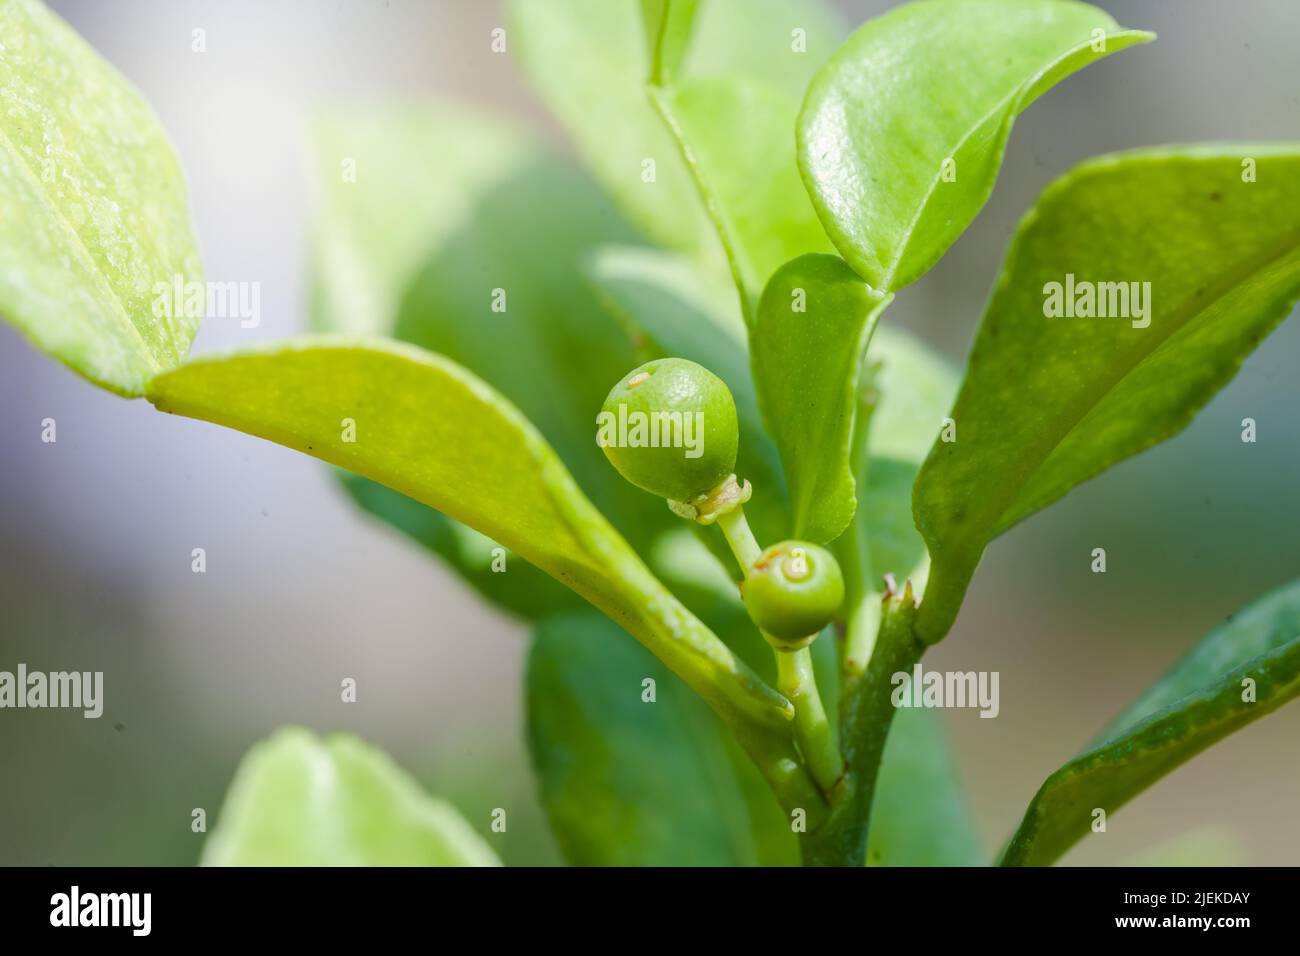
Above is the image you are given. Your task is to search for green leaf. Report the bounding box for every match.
[528,610,798,866]
[753,254,891,544]
[914,146,1300,643]
[147,338,793,748]
[310,105,665,616]
[508,0,717,263]
[798,0,1152,291]
[1118,827,1249,867]
[512,0,843,314]
[583,245,789,545]
[201,727,500,866]
[1001,578,1300,866]
[646,0,844,315]
[653,74,838,316]
[868,708,983,866]
[640,0,699,84]
[310,103,534,338]
[855,325,961,592]
[0,0,204,396]
[391,157,662,551]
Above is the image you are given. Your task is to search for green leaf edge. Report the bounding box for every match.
[797,25,1154,292]
[1000,634,1300,866]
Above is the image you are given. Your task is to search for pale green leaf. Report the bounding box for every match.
[147,338,792,744]
[0,0,204,396]
[753,253,891,544]
[1118,827,1249,868]
[654,74,838,315]
[914,146,1300,643]
[201,727,500,866]
[798,0,1152,291]
[1002,578,1300,866]
[641,0,699,85]
[512,0,843,313]
[310,103,533,338]
[508,0,717,262]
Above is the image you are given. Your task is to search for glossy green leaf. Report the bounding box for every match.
[201,727,500,866]
[868,708,983,866]
[148,338,792,747]
[1002,578,1300,866]
[753,254,891,544]
[528,610,797,866]
[798,0,1152,291]
[914,146,1300,643]
[0,0,204,396]
[583,245,788,545]
[311,105,665,617]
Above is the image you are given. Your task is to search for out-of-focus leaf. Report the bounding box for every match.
[646,0,844,314]
[310,103,533,338]
[528,610,798,866]
[753,254,890,544]
[512,0,843,314]
[868,708,983,866]
[855,326,961,595]
[1118,827,1249,867]
[508,0,718,262]
[392,158,662,551]
[1002,578,1300,866]
[340,473,580,620]
[311,105,668,616]
[148,338,792,741]
[640,0,699,84]
[0,0,204,396]
[201,727,500,866]
[914,146,1300,643]
[834,324,959,684]
[798,0,1152,291]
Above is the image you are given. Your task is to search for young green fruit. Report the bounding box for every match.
[742,540,844,649]
[598,358,739,503]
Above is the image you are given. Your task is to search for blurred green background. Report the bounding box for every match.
[1,0,1297,866]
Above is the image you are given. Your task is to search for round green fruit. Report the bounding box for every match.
[742,540,844,647]
[597,358,739,503]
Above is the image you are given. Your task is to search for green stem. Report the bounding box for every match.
[716,503,842,801]
[801,592,925,866]
[777,647,844,796]
[715,505,762,569]
[837,362,883,685]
